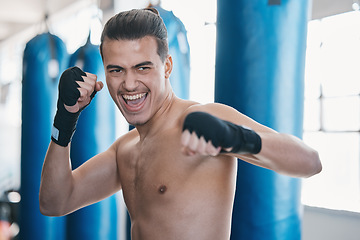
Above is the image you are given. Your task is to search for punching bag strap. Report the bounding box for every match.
[48,33,59,83]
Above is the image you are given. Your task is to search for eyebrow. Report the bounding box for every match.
[106,61,154,70]
[134,61,154,68]
[106,64,123,70]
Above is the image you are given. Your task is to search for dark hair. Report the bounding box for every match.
[100,8,168,62]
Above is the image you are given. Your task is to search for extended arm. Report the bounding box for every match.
[237,131,321,178]
[181,104,322,178]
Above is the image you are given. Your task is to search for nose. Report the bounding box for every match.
[122,71,139,92]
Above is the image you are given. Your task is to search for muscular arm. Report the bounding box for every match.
[181,103,322,178]
[39,141,121,216]
[39,143,72,216]
[40,67,121,216]
[234,131,321,178]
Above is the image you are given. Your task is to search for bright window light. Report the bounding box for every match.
[302,11,360,213]
[161,0,217,104]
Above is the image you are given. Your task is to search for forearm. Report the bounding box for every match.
[237,132,322,178]
[39,141,74,216]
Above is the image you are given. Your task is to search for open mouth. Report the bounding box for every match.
[122,93,148,108]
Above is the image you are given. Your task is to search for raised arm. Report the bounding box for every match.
[39,67,121,216]
[181,103,322,178]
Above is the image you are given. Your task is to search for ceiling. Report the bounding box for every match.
[0,0,80,41]
[0,0,113,43]
[0,0,356,43]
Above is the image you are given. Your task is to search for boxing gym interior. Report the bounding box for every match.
[0,0,359,239]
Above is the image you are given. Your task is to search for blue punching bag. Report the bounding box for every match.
[154,5,191,100]
[215,0,309,239]
[66,39,117,240]
[21,33,68,240]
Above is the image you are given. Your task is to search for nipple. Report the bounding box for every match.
[158,185,167,194]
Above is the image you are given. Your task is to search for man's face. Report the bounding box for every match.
[102,36,172,126]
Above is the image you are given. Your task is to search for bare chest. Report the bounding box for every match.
[118,130,195,207]
[117,128,237,225]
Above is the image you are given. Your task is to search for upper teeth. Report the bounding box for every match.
[123,93,146,100]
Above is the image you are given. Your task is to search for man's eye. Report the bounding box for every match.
[110,69,121,73]
[138,67,150,71]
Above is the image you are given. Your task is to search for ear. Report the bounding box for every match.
[164,54,173,79]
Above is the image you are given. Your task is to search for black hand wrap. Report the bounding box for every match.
[182,112,262,154]
[51,67,87,147]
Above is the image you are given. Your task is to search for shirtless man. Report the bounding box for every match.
[39,8,322,240]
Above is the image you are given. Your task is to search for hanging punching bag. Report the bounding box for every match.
[154,5,190,100]
[215,0,309,239]
[21,32,68,240]
[66,39,118,240]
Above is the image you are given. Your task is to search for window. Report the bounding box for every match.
[302,11,360,213]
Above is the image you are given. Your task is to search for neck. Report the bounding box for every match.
[135,90,177,140]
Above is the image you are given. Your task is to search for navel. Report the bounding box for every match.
[158,185,167,194]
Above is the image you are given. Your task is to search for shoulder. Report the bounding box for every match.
[184,102,233,114]
[183,102,239,122]
[182,102,270,132]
